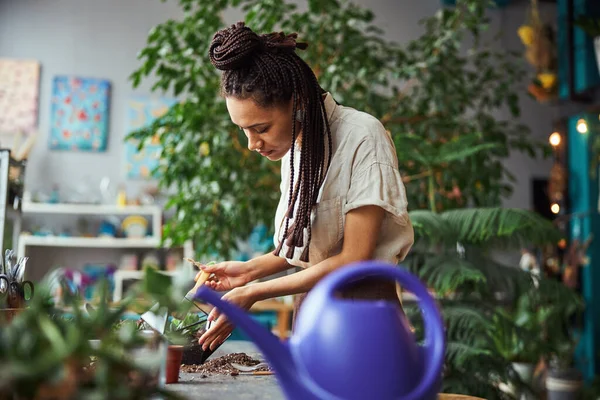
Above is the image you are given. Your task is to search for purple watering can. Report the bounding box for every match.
[195,261,446,400]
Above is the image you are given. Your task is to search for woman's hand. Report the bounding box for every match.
[198,286,256,351]
[195,261,254,291]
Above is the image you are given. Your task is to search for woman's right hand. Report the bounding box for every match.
[195,261,253,291]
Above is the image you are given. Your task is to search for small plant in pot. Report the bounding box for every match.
[545,341,583,400]
[539,278,585,400]
[168,314,213,366]
[489,306,544,399]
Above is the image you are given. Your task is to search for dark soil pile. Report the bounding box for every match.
[181,352,270,376]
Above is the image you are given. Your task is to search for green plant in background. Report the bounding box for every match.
[403,207,579,398]
[130,0,547,258]
[0,267,195,399]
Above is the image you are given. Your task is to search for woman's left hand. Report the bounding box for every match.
[199,286,256,351]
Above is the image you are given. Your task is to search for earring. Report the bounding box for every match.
[295,110,304,122]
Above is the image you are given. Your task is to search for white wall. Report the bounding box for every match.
[0,0,556,274]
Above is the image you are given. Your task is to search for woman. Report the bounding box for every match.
[198,22,414,351]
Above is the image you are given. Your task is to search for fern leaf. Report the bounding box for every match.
[443,304,490,340]
[441,208,562,247]
[409,210,455,244]
[419,255,486,294]
[446,341,492,365]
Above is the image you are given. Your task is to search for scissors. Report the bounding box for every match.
[0,273,8,301]
[1,280,34,309]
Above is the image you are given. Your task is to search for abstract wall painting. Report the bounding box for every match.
[49,76,110,152]
[125,96,176,179]
[0,59,40,134]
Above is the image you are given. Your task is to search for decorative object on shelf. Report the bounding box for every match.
[518,0,558,102]
[99,176,116,205]
[98,217,119,238]
[0,59,40,134]
[81,263,117,301]
[122,215,149,239]
[125,96,176,179]
[118,253,139,271]
[574,16,600,76]
[49,75,110,152]
[116,184,127,206]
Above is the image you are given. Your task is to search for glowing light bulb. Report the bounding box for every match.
[551,203,560,214]
[549,132,561,147]
[577,119,588,134]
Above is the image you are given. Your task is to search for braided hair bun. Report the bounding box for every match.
[209,22,307,71]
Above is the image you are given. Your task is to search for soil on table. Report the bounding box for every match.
[181,352,270,377]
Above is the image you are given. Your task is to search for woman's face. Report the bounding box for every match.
[226,96,297,161]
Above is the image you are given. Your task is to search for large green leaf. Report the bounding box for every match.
[441,208,563,247]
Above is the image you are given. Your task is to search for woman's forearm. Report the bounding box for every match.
[248,253,348,301]
[246,251,295,282]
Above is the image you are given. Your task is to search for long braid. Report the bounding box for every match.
[209,22,332,263]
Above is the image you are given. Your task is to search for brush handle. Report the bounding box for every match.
[185,260,211,297]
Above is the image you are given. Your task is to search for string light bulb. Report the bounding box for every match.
[551,203,560,214]
[577,118,588,134]
[549,132,561,147]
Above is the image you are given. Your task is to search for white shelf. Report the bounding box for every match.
[18,235,160,249]
[22,201,161,216]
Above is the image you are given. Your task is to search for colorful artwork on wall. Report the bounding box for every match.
[125,96,176,179]
[0,59,40,134]
[49,76,110,152]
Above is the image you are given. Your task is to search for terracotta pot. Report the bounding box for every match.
[165,345,184,384]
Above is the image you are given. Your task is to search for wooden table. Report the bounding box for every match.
[168,341,485,399]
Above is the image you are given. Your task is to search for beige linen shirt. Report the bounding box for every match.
[274,93,414,269]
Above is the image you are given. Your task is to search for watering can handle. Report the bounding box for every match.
[323,261,445,400]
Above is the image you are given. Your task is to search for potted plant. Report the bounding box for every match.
[488,292,550,399]
[163,313,211,366]
[545,340,583,400]
[574,16,600,76]
[0,264,194,399]
[542,297,585,400]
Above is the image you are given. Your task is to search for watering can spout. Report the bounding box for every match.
[194,287,326,400]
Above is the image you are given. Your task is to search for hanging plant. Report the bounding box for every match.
[518,0,558,102]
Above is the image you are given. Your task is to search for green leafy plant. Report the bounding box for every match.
[0,267,195,399]
[164,313,208,346]
[404,206,575,399]
[129,0,548,258]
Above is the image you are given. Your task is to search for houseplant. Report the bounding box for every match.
[404,207,566,399]
[130,0,548,258]
[0,266,195,399]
